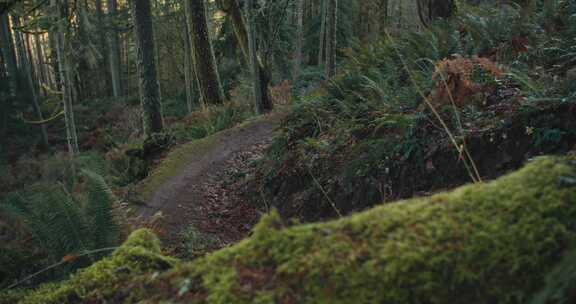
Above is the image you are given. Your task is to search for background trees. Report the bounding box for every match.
[185,0,224,106]
[129,0,164,136]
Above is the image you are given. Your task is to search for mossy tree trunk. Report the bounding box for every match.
[33,33,49,96]
[182,24,195,113]
[318,0,326,67]
[324,0,336,78]
[94,0,111,96]
[293,0,304,84]
[12,15,49,148]
[215,0,273,114]
[52,0,80,156]
[107,0,122,98]
[129,0,164,136]
[245,0,265,113]
[185,0,224,105]
[0,13,18,97]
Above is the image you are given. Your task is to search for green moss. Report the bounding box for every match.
[7,157,576,303]
[4,229,177,304]
[191,157,576,303]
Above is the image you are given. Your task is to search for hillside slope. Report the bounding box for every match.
[4,156,576,303]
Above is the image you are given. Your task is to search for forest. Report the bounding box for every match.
[1,0,576,302]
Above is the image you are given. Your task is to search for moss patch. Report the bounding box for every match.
[1,229,177,304]
[7,157,576,303]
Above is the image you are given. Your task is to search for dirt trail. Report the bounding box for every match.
[137,113,281,254]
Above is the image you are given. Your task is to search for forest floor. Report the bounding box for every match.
[134,110,285,256]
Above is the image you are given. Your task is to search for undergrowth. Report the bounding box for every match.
[0,170,120,289]
[249,1,576,221]
[5,156,576,303]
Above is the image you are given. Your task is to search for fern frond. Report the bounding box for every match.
[81,169,119,250]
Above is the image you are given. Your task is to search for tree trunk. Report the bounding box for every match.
[419,0,457,27]
[215,0,273,113]
[216,0,248,59]
[48,31,61,91]
[293,0,304,84]
[324,0,336,78]
[12,15,49,148]
[11,15,30,92]
[95,0,111,96]
[129,0,164,136]
[183,25,195,113]
[430,0,456,19]
[185,0,224,105]
[245,0,264,113]
[152,0,162,102]
[0,13,18,96]
[34,34,48,97]
[52,0,80,156]
[107,0,122,98]
[318,0,326,67]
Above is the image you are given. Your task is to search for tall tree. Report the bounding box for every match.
[95,0,111,96]
[185,0,224,105]
[245,0,264,113]
[215,0,273,113]
[182,24,195,113]
[129,0,164,136]
[12,15,49,147]
[107,0,122,98]
[324,0,337,78]
[318,0,326,67]
[293,0,304,84]
[0,13,18,96]
[33,34,49,95]
[52,0,80,155]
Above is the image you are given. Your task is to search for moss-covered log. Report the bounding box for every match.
[5,157,576,303]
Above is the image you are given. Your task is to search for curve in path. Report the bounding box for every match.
[138,113,281,254]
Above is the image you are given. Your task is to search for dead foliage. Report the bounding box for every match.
[427,56,504,108]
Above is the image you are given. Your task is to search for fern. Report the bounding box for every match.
[0,171,120,286]
[81,169,119,251]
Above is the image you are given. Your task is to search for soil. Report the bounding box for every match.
[136,112,283,255]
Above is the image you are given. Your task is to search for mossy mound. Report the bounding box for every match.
[1,229,177,304]
[6,157,576,303]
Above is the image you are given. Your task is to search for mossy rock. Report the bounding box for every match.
[6,157,576,303]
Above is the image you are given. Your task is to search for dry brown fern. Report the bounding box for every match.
[426,56,503,109]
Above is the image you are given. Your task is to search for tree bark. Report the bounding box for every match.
[33,34,48,96]
[95,0,111,96]
[324,0,336,78]
[12,15,49,147]
[293,0,304,84]
[245,0,264,113]
[418,0,457,27]
[0,13,18,96]
[107,0,122,98]
[182,25,195,113]
[318,0,326,67]
[52,0,80,155]
[215,0,273,113]
[129,0,164,136]
[185,0,224,105]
